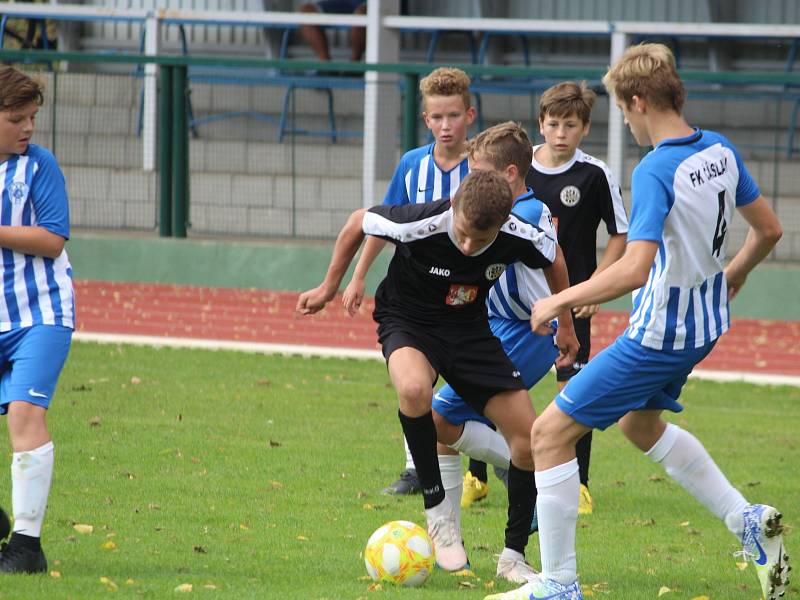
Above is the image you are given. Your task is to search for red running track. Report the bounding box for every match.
[74,280,800,377]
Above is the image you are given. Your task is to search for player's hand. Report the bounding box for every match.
[342,278,366,317]
[296,284,335,315]
[530,296,563,335]
[573,304,600,319]
[554,326,580,370]
[724,267,748,301]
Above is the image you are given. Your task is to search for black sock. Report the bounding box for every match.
[398,410,445,509]
[468,458,488,483]
[504,462,536,553]
[575,430,593,487]
[9,532,40,551]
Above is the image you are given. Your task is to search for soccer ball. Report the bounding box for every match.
[364,520,435,587]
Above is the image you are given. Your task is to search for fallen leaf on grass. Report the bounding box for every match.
[690,597,710,600]
[734,561,748,570]
[458,581,476,588]
[484,580,494,589]
[193,545,207,554]
[203,583,218,590]
[74,523,94,534]
[89,416,102,427]
[99,576,118,590]
[269,480,283,489]
[269,440,281,448]
[680,521,690,527]
[296,535,309,541]
[362,503,374,510]
[451,569,475,577]
[131,376,141,385]
[658,586,671,596]
[50,571,61,578]
[174,582,193,592]
[101,540,117,550]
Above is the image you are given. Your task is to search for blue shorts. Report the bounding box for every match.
[556,335,717,431]
[432,317,558,427]
[316,0,365,13]
[0,325,72,415]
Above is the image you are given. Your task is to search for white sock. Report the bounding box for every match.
[12,441,55,538]
[449,421,510,469]
[499,547,525,562]
[403,437,415,471]
[438,454,463,539]
[535,459,579,585]
[646,423,748,537]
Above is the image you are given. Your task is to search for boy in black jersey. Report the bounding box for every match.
[297,170,575,572]
[525,81,629,514]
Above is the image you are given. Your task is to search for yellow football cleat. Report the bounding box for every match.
[461,471,489,508]
[578,484,593,515]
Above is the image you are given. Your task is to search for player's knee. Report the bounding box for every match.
[395,380,433,413]
[530,416,556,457]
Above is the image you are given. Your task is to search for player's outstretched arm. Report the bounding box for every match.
[341,235,389,316]
[532,240,657,331]
[541,245,579,368]
[297,209,368,315]
[0,226,66,258]
[725,196,782,300]
[574,233,627,319]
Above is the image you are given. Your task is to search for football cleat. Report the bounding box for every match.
[496,552,539,583]
[461,470,490,508]
[484,577,583,599]
[381,468,421,495]
[426,499,469,571]
[578,484,593,515]
[739,504,790,600]
[0,508,9,542]
[0,543,47,574]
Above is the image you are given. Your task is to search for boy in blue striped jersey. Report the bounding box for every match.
[431,121,578,583]
[343,67,499,499]
[0,66,75,574]
[487,44,788,600]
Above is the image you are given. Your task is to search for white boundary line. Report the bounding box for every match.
[74,332,800,388]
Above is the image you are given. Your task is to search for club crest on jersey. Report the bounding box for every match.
[445,284,478,306]
[485,263,505,281]
[6,181,29,205]
[560,185,581,207]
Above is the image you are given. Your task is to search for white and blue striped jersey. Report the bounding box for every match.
[383,142,469,205]
[624,129,759,350]
[487,188,557,321]
[0,144,74,331]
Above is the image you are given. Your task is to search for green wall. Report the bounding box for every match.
[69,233,800,320]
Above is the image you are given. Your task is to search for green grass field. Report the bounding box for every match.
[0,341,795,599]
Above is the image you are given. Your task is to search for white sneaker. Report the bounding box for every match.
[496,552,539,583]
[425,498,468,571]
[739,504,790,600]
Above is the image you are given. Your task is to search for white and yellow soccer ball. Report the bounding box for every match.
[364,520,435,587]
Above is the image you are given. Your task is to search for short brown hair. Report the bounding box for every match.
[0,66,44,112]
[602,43,685,113]
[466,121,532,179]
[420,67,471,110]
[452,169,513,230]
[539,81,596,124]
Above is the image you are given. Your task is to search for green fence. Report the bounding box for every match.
[1,48,799,261]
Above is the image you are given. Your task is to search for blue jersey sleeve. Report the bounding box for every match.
[382,157,411,206]
[30,147,70,239]
[731,146,760,207]
[626,165,671,243]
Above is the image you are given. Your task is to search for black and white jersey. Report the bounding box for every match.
[526,146,629,285]
[363,198,556,326]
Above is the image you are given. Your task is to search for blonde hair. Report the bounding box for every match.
[466,121,532,179]
[602,43,685,113]
[420,67,472,110]
[539,81,596,124]
[453,169,513,230]
[0,66,44,112]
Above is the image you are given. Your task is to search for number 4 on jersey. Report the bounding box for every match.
[712,190,727,257]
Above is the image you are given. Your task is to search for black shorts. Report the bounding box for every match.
[377,316,524,416]
[556,315,591,382]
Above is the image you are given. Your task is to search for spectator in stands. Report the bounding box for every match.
[297,1,366,63]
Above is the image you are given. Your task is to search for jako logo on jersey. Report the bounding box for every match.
[429,266,451,277]
[6,181,29,205]
[485,263,506,280]
[560,185,581,207]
